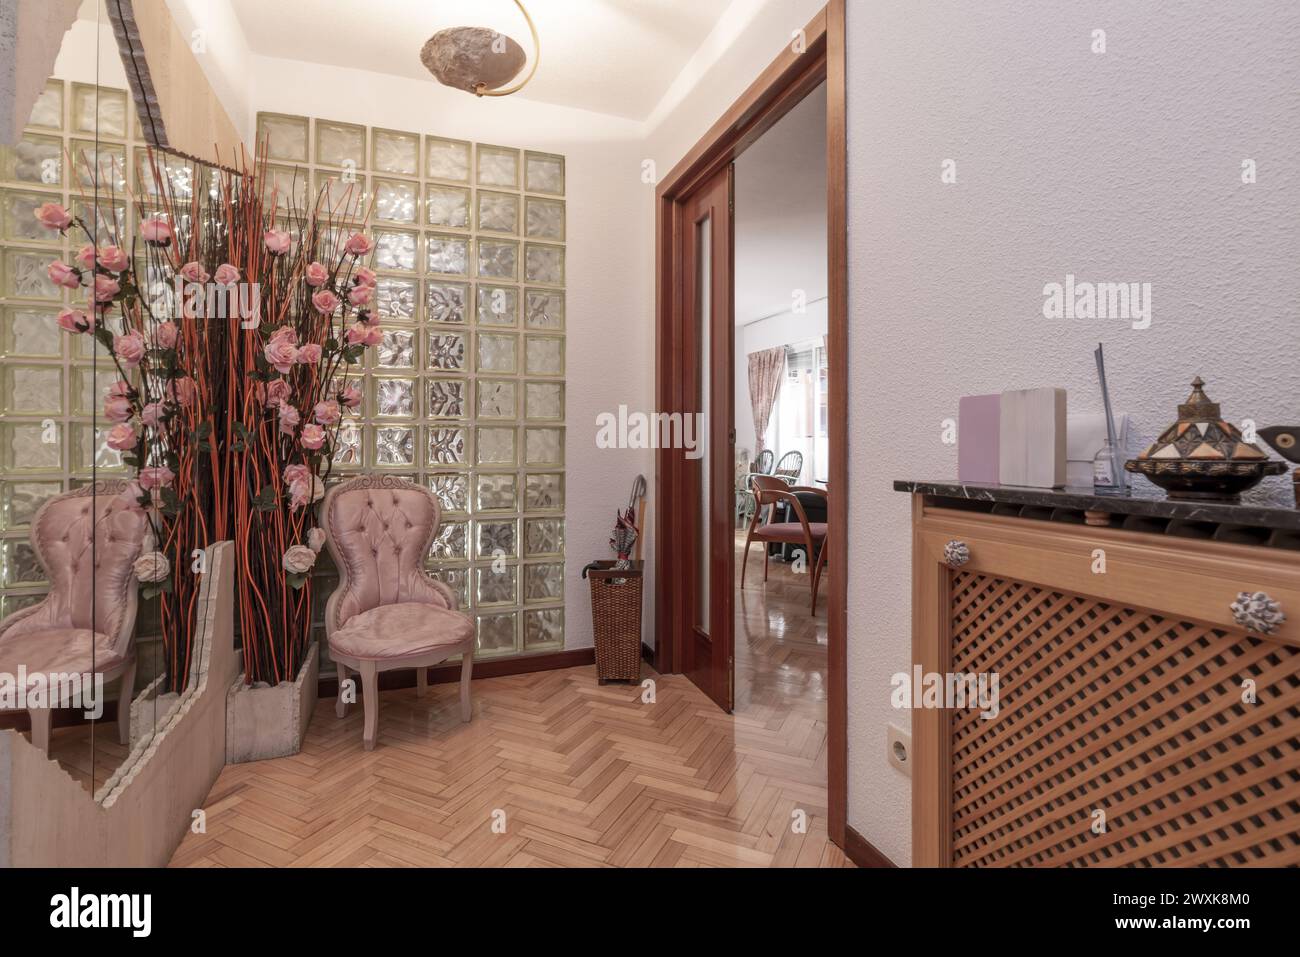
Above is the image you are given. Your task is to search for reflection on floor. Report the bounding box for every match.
[29,723,129,795]
[168,539,845,868]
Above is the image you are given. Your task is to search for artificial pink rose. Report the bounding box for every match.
[47,260,80,289]
[344,320,384,346]
[299,423,326,450]
[343,233,373,256]
[98,245,129,273]
[264,378,292,408]
[214,263,239,285]
[313,400,340,426]
[103,395,133,423]
[264,229,291,255]
[263,327,299,374]
[307,527,327,553]
[278,403,300,436]
[354,266,376,286]
[75,244,96,271]
[140,216,173,246]
[154,320,179,349]
[348,283,373,307]
[295,343,322,366]
[138,465,176,490]
[113,331,146,367]
[283,463,311,488]
[108,379,132,398]
[93,274,120,303]
[34,202,72,231]
[311,289,340,316]
[168,377,196,406]
[140,402,165,428]
[105,422,138,452]
[362,323,383,347]
[180,261,209,284]
[339,383,363,408]
[282,545,317,575]
[305,262,329,287]
[56,308,91,334]
[117,480,149,512]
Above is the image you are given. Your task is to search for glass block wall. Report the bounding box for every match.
[255,113,568,660]
[0,80,143,621]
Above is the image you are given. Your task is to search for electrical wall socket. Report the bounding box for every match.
[887,724,912,777]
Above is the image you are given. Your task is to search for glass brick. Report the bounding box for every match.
[525,289,565,329]
[525,152,565,195]
[477,145,519,188]
[373,177,418,224]
[427,426,468,466]
[73,366,121,416]
[373,228,418,272]
[374,426,416,466]
[69,140,126,192]
[430,566,469,606]
[375,277,418,322]
[3,365,62,415]
[427,234,469,276]
[476,333,517,373]
[1,538,45,587]
[332,423,364,467]
[315,120,366,169]
[525,243,565,284]
[72,423,124,474]
[71,84,127,138]
[476,565,517,606]
[26,81,63,130]
[372,128,420,176]
[2,189,61,244]
[4,249,61,301]
[475,379,516,419]
[263,163,308,212]
[524,563,564,604]
[476,427,516,466]
[375,377,415,417]
[426,137,471,182]
[425,185,470,228]
[2,133,63,186]
[135,148,194,201]
[476,190,519,234]
[525,427,564,466]
[257,114,309,162]
[476,519,517,559]
[0,480,61,530]
[525,473,564,511]
[428,472,469,514]
[75,199,126,245]
[376,329,416,369]
[0,422,60,472]
[525,381,564,420]
[525,336,565,376]
[425,281,468,325]
[427,332,466,371]
[476,611,518,656]
[525,197,565,240]
[426,377,466,418]
[313,170,368,219]
[476,285,519,326]
[476,472,517,512]
[0,591,48,618]
[430,521,467,562]
[524,608,565,650]
[1,306,61,358]
[476,239,518,280]
[524,518,565,557]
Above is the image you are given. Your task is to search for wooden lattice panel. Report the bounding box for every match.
[948,570,1300,867]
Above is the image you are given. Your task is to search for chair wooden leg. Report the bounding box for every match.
[811,539,828,615]
[335,663,349,718]
[740,528,755,588]
[459,647,474,722]
[763,544,770,582]
[416,666,427,697]
[360,660,379,750]
[29,708,52,754]
[116,657,137,745]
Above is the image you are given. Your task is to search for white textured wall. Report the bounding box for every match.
[846,0,1300,865]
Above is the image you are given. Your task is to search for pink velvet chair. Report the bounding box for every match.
[322,475,475,750]
[0,480,151,753]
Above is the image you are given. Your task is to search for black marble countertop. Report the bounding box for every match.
[894,480,1300,532]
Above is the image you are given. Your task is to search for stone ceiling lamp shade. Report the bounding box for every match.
[421,0,540,97]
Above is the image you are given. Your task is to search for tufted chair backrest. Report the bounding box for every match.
[24,480,150,656]
[323,476,456,633]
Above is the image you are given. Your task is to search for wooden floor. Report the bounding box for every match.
[15,720,132,795]
[169,536,844,868]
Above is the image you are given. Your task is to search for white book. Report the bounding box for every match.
[999,388,1067,488]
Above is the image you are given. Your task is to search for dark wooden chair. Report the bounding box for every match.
[740,475,828,614]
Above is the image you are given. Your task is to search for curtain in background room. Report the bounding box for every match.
[747,346,786,454]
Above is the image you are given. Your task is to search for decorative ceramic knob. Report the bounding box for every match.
[1230,591,1286,635]
[944,540,970,568]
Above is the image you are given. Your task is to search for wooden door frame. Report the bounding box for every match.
[654,0,848,847]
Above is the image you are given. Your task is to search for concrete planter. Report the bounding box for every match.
[127,673,185,749]
[225,643,319,763]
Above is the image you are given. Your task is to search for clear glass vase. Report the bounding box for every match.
[1092,441,1128,496]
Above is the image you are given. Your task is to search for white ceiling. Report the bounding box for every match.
[224,0,736,121]
[734,84,827,326]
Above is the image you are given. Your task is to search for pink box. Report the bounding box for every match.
[958,394,1001,485]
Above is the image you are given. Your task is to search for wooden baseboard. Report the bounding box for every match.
[641,642,655,665]
[843,825,897,868]
[317,647,596,696]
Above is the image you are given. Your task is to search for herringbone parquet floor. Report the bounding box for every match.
[169,534,846,868]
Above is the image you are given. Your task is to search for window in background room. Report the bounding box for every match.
[769,340,828,484]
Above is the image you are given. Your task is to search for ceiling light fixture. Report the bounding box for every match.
[420,0,540,98]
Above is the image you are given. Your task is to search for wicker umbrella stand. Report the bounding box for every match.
[584,560,644,684]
